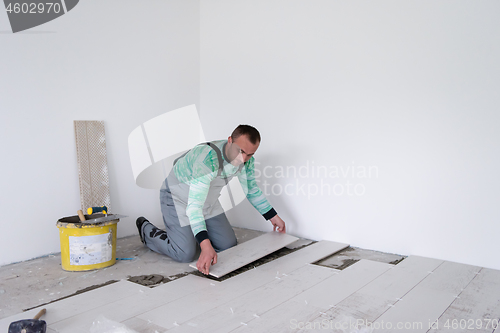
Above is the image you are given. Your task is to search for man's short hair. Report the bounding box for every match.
[231,125,261,144]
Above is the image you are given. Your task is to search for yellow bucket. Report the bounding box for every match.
[56,214,119,271]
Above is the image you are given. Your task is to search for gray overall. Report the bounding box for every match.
[141,142,243,263]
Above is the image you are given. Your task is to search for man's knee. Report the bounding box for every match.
[174,245,198,263]
[215,236,237,252]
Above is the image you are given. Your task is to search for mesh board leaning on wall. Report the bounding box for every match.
[74,120,111,212]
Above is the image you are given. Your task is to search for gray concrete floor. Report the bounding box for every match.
[0,227,405,321]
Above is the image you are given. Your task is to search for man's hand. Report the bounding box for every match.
[270,215,286,233]
[197,239,217,275]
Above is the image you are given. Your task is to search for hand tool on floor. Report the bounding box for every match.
[87,206,108,215]
[8,308,47,333]
[76,210,127,224]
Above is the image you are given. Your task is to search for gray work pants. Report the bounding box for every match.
[141,175,237,263]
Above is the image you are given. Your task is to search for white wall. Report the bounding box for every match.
[0,0,200,265]
[200,1,500,269]
[2,0,499,271]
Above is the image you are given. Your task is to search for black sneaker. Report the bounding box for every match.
[136,216,148,244]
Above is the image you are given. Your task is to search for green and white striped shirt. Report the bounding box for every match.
[173,140,277,238]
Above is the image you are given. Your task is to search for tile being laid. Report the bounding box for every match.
[189,232,298,278]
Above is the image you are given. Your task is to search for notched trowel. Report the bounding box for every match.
[77,209,126,224]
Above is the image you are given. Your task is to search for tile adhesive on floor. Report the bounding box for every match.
[314,245,406,270]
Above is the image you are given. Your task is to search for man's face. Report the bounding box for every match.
[227,134,259,166]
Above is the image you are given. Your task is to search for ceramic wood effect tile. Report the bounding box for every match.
[297,255,444,331]
[427,267,500,333]
[229,259,393,333]
[372,261,481,333]
[173,264,340,333]
[189,232,299,277]
[141,240,348,330]
[0,280,150,332]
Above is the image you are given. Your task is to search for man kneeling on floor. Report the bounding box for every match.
[137,124,286,275]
